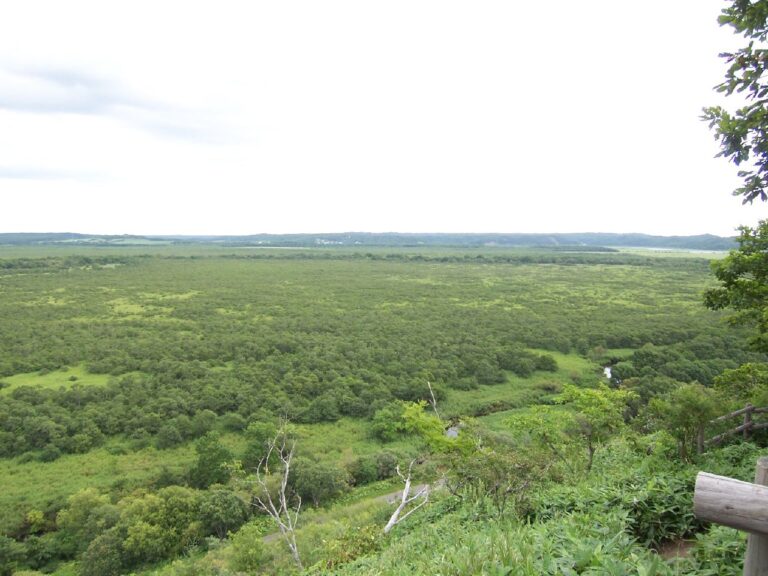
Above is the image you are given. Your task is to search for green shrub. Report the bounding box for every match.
[56,488,118,557]
[117,486,204,566]
[536,354,558,372]
[155,424,183,449]
[228,521,268,572]
[649,383,720,460]
[290,457,349,506]
[532,470,698,547]
[374,451,399,480]
[0,535,25,576]
[691,525,746,576]
[698,442,764,481]
[220,412,247,432]
[319,508,676,576]
[321,523,381,570]
[164,556,236,576]
[199,489,249,539]
[347,455,379,486]
[38,444,61,462]
[22,533,68,571]
[189,432,233,489]
[80,529,124,576]
[370,404,404,442]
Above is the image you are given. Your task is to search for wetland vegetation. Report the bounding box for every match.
[0,243,765,575]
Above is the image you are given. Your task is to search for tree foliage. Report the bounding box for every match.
[713,361,768,404]
[290,457,349,507]
[189,432,232,489]
[556,384,634,472]
[703,0,768,203]
[705,222,768,350]
[508,384,633,474]
[649,383,721,460]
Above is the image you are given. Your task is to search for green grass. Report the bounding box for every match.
[529,350,597,375]
[49,562,78,576]
[0,432,250,534]
[442,352,599,419]
[603,347,635,359]
[0,444,191,533]
[0,364,111,395]
[293,418,416,463]
[454,352,601,431]
[477,407,530,429]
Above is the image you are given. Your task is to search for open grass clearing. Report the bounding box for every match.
[0,433,249,534]
[293,418,416,463]
[0,364,112,395]
[441,352,599,418]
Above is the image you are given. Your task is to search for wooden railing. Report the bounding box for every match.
[694,457,768,576]
[706,404,768,449]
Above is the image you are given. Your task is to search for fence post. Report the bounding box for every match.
[697,426,705,455]
[744,457,768,576]
[745,404,754,441]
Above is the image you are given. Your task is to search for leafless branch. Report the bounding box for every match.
[249,420,303,570]
[384,459,429,534]
[427,380,441,421]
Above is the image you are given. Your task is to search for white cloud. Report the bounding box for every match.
[0,0,764,235]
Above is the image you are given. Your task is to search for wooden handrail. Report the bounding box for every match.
[711,404,755,423]
[708,422,753,445]
[694,471,768,536]
[693,458,768,575]
[704,404,768,449]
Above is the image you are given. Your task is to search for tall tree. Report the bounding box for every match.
[189,432,233,489]
[704,1,768,348]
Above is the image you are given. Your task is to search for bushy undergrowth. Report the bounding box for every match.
[113,436,761,576]
[300,437,762,576]
[530,436,698,548]
[316,507,673,576]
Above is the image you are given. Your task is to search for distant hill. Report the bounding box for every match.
[0,233,170,246]
[0,232,735,251]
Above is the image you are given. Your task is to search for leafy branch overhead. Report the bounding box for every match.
[703,0,768,203]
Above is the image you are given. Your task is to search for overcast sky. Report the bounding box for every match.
[0,0,765,236]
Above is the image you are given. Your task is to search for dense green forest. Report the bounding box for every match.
[0,245,766,575]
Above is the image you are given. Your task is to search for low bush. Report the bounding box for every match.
[228,521,269,572]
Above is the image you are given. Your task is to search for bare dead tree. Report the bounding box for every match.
[249,421,303,570]
[383,459,429,534]
[427,380,441,420]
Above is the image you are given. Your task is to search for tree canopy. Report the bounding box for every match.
[704,1,768,349]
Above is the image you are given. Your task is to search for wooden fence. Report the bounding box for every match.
[694,457,768,576]
[704,404,768,452]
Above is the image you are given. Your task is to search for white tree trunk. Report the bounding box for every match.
[250,421,303,570]
[383,460,429,534]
